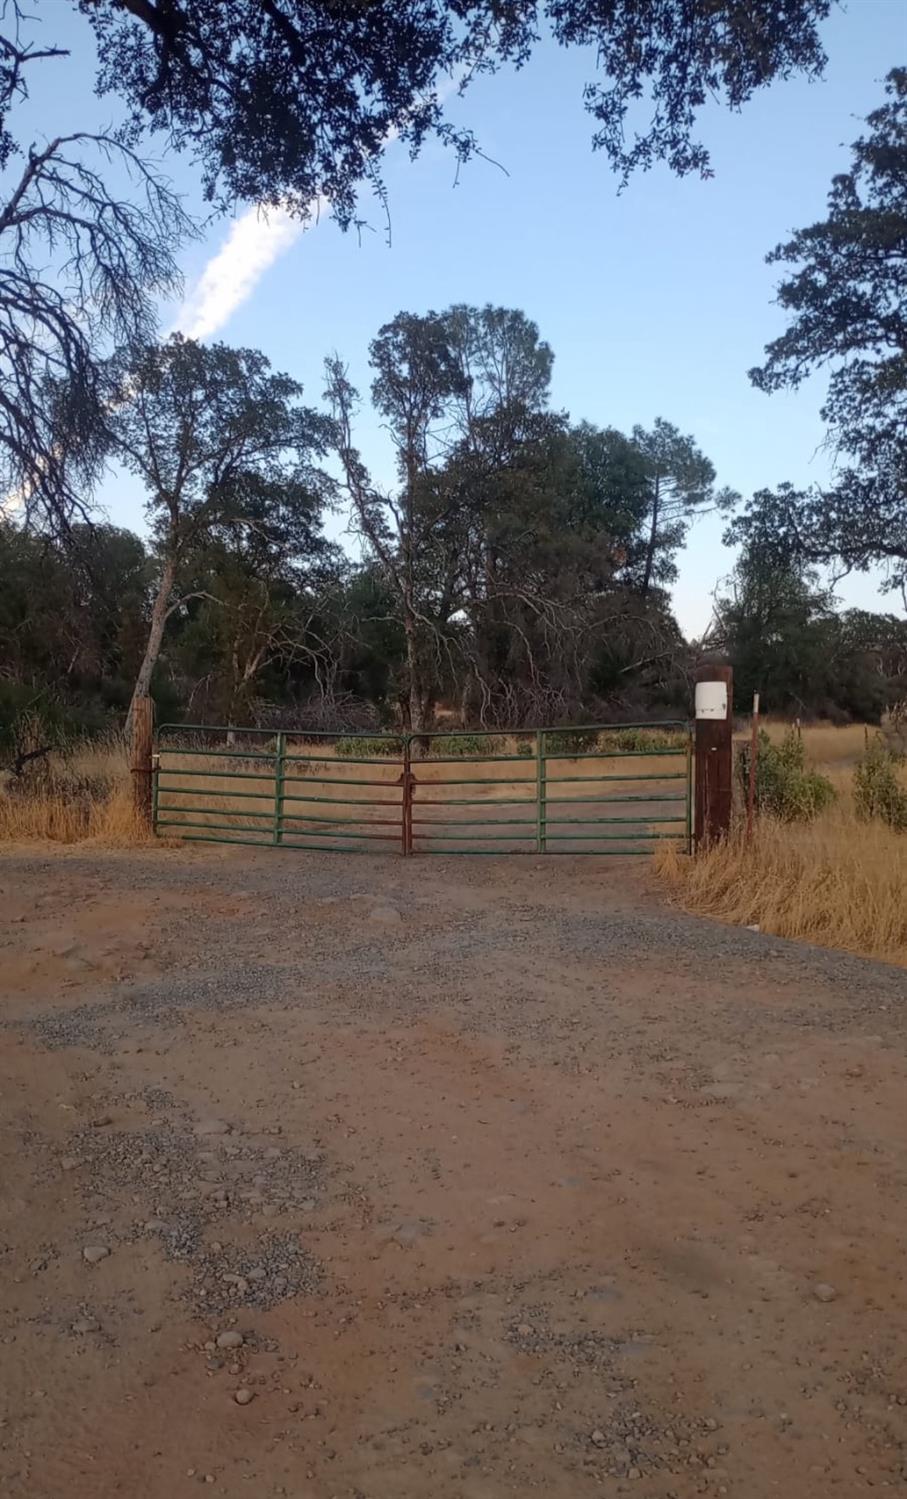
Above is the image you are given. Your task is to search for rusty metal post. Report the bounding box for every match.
[401,736,413,855]
[746,691,760,842]
[694,665,733,848]
[130,695,154,830]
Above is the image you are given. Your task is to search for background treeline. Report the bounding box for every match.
[2,303,905,750]
[2,39,905,752]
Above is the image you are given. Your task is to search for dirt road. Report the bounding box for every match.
[1,846,905,1497]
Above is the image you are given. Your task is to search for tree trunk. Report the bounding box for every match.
[641,474,660,598]
[127,552,177,732]
[404,613,425,736]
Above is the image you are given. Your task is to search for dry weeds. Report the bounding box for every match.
[0,738,153,847]
[658,723,907,968]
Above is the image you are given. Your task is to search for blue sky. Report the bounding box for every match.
[24,1,907,634]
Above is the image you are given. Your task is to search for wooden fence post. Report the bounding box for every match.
[694,665,733,848]
[130,695,154,830]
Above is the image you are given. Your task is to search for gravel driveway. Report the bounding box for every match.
[1,844,906,1498]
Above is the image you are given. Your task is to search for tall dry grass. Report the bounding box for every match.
[749,718,874,768]
[0,737,152,847]
[658,722,907,968]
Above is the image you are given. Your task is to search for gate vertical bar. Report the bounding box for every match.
[402,736,413,855]
[685,729,693,854]
[746,691,760,842]
[273,731,286,845]
[536,728,547,853]
[151,751,160,835]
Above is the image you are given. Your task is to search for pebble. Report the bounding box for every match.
[144,1218,167,1233]
[516,1323,533,1336]
[368,905,401,924]
[216,1331,244,1350]
[71,1317,99,1335]
[234,1388,254,1406]
[813,1282,838,1303]
[82,1245,110,1264]
[90,1114,113,1128]
[60,1157,81,1172]
[591,1429,606,1447]
[196,1119,230,1137]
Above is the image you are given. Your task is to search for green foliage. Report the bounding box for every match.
[85,0,831,224]
[430,734,490,758]
[854,736,907,832]
[738,729,836,822]
[334,735,403,758]
[601,727,687,752]
[544,728,601,755]
[750,70,907,594]
[628,418,736,596]
[544,727,687,756]
[719,491,907,721]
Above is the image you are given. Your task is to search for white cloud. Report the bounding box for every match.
[172,197,327,341]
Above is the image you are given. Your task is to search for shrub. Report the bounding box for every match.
[544,728,601,756]
[601,727,688,753]
[737,729,835,822]
[854,735,907,832]
[334,735,403,758]
[430,733,490,758]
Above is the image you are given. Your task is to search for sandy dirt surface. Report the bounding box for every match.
[1,845,906,1498]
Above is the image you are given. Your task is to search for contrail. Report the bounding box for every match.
[4,78,463,511]
[172,198,326,340]
[171,73,463,341]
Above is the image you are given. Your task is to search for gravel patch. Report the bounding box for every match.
[62,1116,327,1312]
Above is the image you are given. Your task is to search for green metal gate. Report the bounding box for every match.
[154,721,692,856]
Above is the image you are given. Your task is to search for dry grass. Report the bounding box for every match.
[0,737,153,847]
[659,721,907,968]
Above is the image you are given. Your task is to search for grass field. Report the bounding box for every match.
[0,735,147,845]
[659,719,907,968]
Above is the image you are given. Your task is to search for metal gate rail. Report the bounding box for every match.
[407,723,691,856]
[154,725,405,853]
[154,721,692,856]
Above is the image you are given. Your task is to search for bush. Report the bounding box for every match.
[737,729,835,822]
[430,733,490,758]
[544,728,601,756]
[543,726,687,756]
[334,735,403,758]
[854,735,907,831]
[601,727,688,753]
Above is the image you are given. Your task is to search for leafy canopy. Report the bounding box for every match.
[82,0,833,222]
[749,69,907,592]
